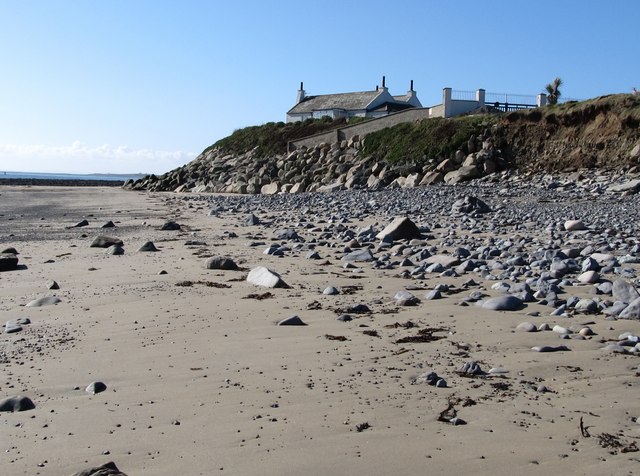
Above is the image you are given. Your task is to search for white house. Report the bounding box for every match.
[286,77,422,123]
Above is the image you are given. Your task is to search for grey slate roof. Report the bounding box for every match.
[393,94,412,102]
[288,90,383,114]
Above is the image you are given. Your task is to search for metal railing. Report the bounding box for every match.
[486,92,537,105]
[451,89,477,101]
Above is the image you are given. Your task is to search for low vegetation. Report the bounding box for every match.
[209,117,358,157]
[504,93,640,127]
[362,115,496,164]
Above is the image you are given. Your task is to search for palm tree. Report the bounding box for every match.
[545,77,563,105]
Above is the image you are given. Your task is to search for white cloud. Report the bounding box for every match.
[0,141,196,174]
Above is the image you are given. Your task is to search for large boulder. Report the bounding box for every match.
[444,166,480,184]
[607,179,640,194]
[419,171,444,185]
[261,182,280,195]
[376,217,421,241]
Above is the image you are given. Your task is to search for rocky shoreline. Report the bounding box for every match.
[126,94,640,196]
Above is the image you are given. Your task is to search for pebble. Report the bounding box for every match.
[85,381,107,394]
[516,322,537,332]
[394,290,420,306]
[160,221,181,230]
[425,289,442,300]
[458,361,484,376]
[564,220,587,231]
[277,315,307,326]
[205,256,239,270]
[138,241,159,252]
[531,345,570,352]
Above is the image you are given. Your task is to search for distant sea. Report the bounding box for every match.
[0,171,147,182]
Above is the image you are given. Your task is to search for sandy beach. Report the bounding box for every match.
[1,185,639,476]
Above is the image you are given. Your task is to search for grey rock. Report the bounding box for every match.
[0,253,19,271]
[619,296,640,320]
[101,220,116,228]
[0,395,35,412]
[323,286,339,295]
[425,289,442,300]
[577,270,600,284]
[160,221,181,230]
[205,256,238,270]
[105,244,124,255]
[532,345,570,352]
[277,315,307,326]
[607,179,640,193]
[516,322,537,332]
[564,220,587,231]
[342,248,374,262]
[70,219,89,228]
[603,344,628,354]
[85,381,107,394]
[90,236,123,248]
[272,229,300,241]
[481,295,524,311]
[306,251,321,260]
[138,241,159,252]
[574,298,598,314]
[70,461,127,476]
[612,279,640,304]
[247,266,288,288]
[376,217,421,241]
[4,323,22,333]
[604,301,628,317]
[27,296,61,307]
[444,165,480,184]
[244,214,260,226]
[394,290,420,306]
[451,195,491,214]
[458,361,484,376]
[347,303,371,313]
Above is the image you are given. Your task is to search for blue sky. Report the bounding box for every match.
[0,0,638,174]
